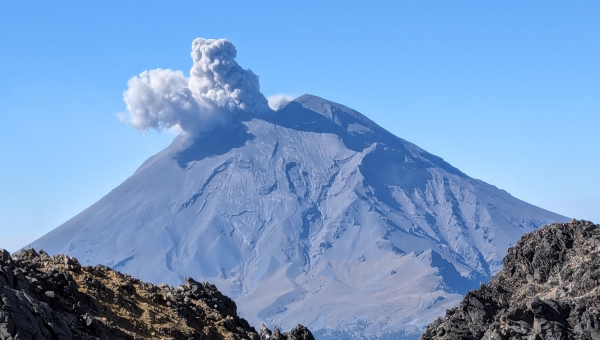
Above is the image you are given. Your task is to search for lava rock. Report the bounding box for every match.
[0,248,315,340]
[420,220,600,340]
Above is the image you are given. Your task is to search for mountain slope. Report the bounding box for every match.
[30,94,567,338]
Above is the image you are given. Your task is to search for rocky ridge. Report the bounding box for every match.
[420,220,600,340]
[0,248,313,340]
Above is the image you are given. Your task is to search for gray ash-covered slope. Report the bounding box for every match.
[421,220,600,340]
[30,94,567,338]
[0,248,313,340]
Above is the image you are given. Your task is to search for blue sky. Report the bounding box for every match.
[0,1,598,252]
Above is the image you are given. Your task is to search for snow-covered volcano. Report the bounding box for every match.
[31,94,567,338]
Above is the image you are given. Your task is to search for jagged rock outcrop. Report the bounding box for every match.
[420,220,600,340]
[0,248,314,340]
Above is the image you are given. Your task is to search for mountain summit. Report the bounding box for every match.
[31,95,567,338]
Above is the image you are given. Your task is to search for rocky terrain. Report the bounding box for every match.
[420,220,600,340]
[0,248,313,340]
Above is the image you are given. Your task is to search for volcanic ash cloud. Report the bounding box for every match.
[121,38,270,135]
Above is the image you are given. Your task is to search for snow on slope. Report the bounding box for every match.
[31,94,568,338]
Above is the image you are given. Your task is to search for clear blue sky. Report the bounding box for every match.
[1,1,598,252]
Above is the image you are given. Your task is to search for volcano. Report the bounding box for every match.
[31,94,567,339]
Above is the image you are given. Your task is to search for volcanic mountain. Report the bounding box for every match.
[30,94,567,339]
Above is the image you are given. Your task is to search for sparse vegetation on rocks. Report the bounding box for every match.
[0,248,313,340]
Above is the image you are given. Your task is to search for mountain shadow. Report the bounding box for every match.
[175,124,256,168]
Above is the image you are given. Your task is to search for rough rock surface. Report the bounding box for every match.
[420,220,600,340]
[0,248,314,340]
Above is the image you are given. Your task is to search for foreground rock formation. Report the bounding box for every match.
[421,220,600,340]
[0,248,313,340]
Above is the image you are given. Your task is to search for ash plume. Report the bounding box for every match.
[121,38,270,135]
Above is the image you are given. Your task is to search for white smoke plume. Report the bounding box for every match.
[267,93,295,111]
[121,38,270,135]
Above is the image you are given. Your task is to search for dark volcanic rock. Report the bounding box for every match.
[420,220,600,340]
[0,248,314,340]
